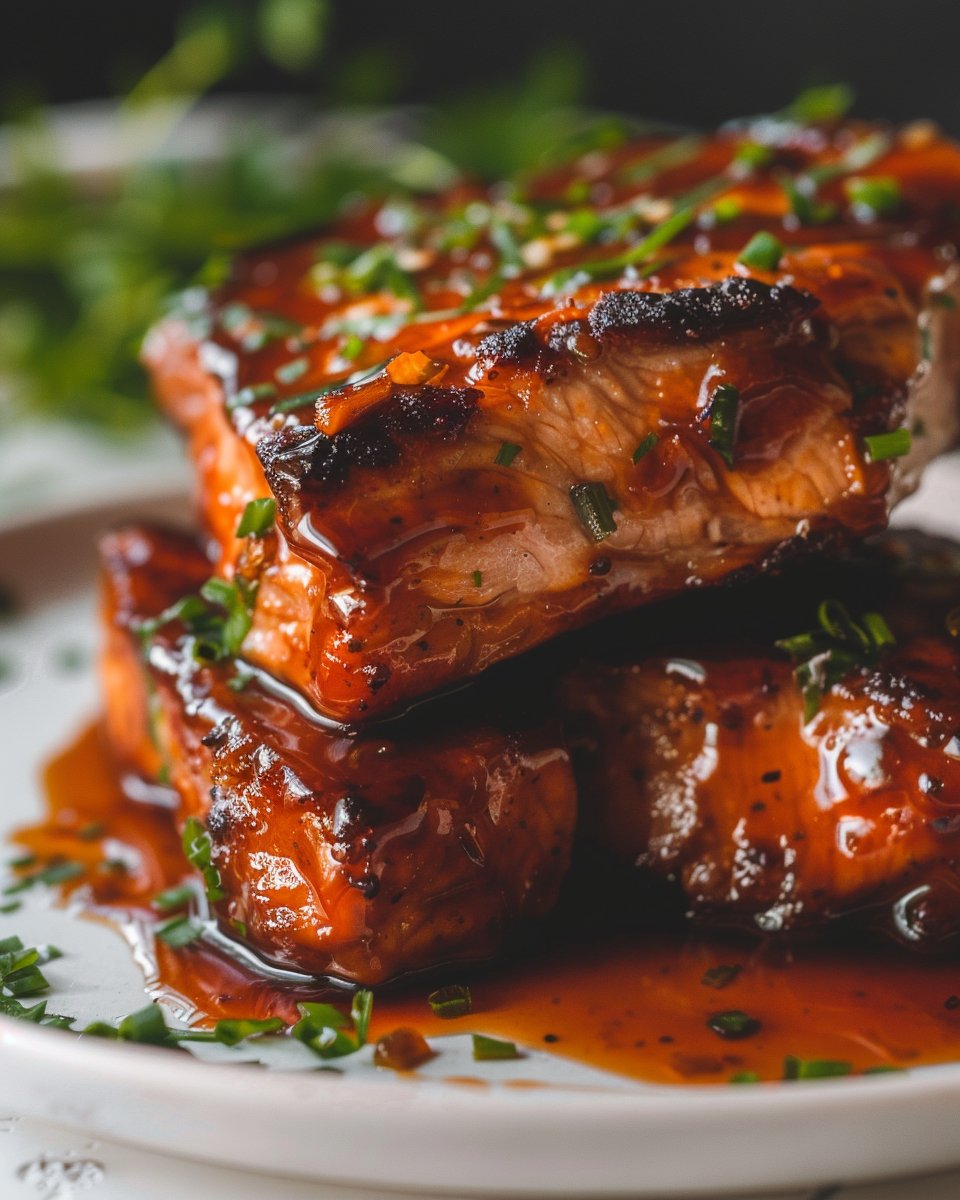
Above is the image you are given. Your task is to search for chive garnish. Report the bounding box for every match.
[707,383,740,470]
[779,174,837,226]
[632,432,659,463]
[776,598,896,721]
[570,482,618,542]
[181,817,225,904]
[428,984,473,1019]
[228,382,277,411]
[135,575,257,664]
[236,498,276,538]
[864,428,912,462]
[733,141,775,171]
[268,359,390,416]
[206,1017,286,1046]
[783,1056,853,1080]
[156,915,205,949]
[291,990,374,1059]
[472,1033,521,1061]
[3,860,84,896]
[494,441,522,467]
[543,177,728,295]
[707,1010,762,1040]
[341,334,365,361]
[737,231,784,272]
[151,884,195,914]
[845,176,902,219]
[784,84,854,125]
[619,135,704,184]
[472,570,483,588]
[701,964,742,990]
[118,1004,171,1045]
[710,197,742,225]
[275,357,309,385]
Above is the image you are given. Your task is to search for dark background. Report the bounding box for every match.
[5,0,960,133]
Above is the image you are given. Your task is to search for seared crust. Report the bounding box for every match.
[144,120,960,722]
[99,526,576,984]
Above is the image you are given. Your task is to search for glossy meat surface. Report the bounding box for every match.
[144,118,960,722]
[565,533,960,948]
[99,526,575,984]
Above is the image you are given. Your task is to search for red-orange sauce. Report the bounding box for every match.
[16,722,960,1086]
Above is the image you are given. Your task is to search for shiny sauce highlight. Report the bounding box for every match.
[17,721,960,1087]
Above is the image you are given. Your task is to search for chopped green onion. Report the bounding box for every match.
[291,989,373,1059]
[845,175,902,218]
[931,292,957,310]
[706,1010,762,1040]
[783,1056,852,1080]
[779,175,837,226]
[156,915,205,949]
[428,984,473,1019]
[236,498,277,538]
[181,817,225,904]
[570,482,618,542]
[632,432,659,463]
[737,231,784,272]
[734,142,775,171]
[117,1004,171,1045]
[4,966,50,997]
[151,885,195,914]
[776,599,896,721]
[228,382,278,411]
[494,441,522,467]
[77,822,104,841]
[472,570,483,588]
[3,860,84,896]
[701,965,742,990]
[543,177,728,295]
[784,84,854,125]
[861,612,896,650]
[730,1070,761,1084]
[707,383,741,470]
[710,197,742,225]
[341,334,365,361]
[864,428,912,463]
[212,1016,285,1046]
[619,135,704,184]
[275,356,309,384]
[472,1033,521,1061]
[268,359,391,416]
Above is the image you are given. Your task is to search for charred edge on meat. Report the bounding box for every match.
[258,385,481,495]
[477,277,820,368]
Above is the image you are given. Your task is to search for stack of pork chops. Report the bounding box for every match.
[101,108,960,983]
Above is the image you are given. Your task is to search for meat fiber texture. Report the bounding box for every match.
[144,119,960,723]
[100,526,575,984]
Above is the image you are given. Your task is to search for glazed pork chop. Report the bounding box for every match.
[100,526,575,984]
[565,532,960,950]
[144,117,960,723]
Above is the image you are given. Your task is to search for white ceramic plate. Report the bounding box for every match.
[2,462,960,1198]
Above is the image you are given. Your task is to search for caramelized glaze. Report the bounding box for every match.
[16,722,960,1087]
[144,120,960,722]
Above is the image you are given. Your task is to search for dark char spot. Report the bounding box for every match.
[258,386,480,495]
[589,276,818,342]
